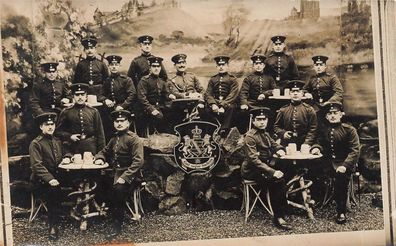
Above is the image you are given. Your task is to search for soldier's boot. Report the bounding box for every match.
[106,219,122,240]
[48,224,59,241]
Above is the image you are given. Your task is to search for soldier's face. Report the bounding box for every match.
[40,122,55,135]
[314,63,327,74]
[114,119,130,131]
[84,47,97,57]
[140,43,152,53]
[252,117,268,130]
[216,63,228,73]
[290,89,303,101]
[73,92,87,105]
[326,110,343,123]
[109,62,120,74]
[273,42,285,53]
[45,71,57,81]
[253,62,265,72]
[150,64,161,75]
[175,61,186,72]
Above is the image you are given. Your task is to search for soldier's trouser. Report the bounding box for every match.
[70,136,98,155]
[334,172,350,214]
[199,104,235,131]
[35,182,62,226]
[105,181,134,226]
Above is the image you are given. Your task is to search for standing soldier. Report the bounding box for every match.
[264,35,299,91]
[30,62,70,117]
[73,35,109,97]
[29,112,69,240]
[127,35,167,88]
[274,80,317,147]
[55,83,105,154]
[310,102,360,224]
[202,55,239,137]
[95,110,144,239]
[303,55,344,112]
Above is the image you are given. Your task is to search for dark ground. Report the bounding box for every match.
[11,193,383,246]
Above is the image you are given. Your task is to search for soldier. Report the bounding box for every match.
[30,62,70,117]
[55,83,105,154]
[202,55,239,137]
[136,56,173,135]
[95,110,144,239]
[264,35,299,91]
[310,102,360,224]
[73,35,109,97]
[127,35,168,88]
[242,107,292,230]
[303,55,344,112]
[274,80,317,147]
[29,112,69,240]
[238,54,276,132]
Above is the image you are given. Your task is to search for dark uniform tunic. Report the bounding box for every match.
[313,122,360,214]
[29,134,64,225]
[95,130,144,225]
[127,53,168,88]
[241,127,288,218]
[55,104,105,154]
[303,72,344,111]
[102,73,137,112]
[239,71,276,108]
[264,52,299,90]
[30,78,70,117]
[168,71,203,98]
[73,56,109,96]
[274,101,317,147]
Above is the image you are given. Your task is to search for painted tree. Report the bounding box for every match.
[223,3,250,48]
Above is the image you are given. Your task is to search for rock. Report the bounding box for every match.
[148,154,178,177]
[165,171,185,195]
[359,143,381,182]
[144,180,165,200]
[159,196,187,215]
[145,133,179,153]
[221,127,243,153]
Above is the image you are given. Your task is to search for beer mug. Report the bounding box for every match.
[284,88,290,96]
[83,152,95,165]
[71,154,83,164]
[273,89,281,97]
[301,144,311,155]
[288,143,297,155]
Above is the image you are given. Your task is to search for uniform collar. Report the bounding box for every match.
[110,73,120,78]
[218,72,228,76]
[291,100,302,106]
[86,56,96,61]
[44,78,55,83]
[176,71,186,76]
[317,72,326,77]
[142,52,151,57]
[254,71,264,75]
[116,129,128,136]
[74,103,86,108]
[328,122,342,127]
[42,133,53,139]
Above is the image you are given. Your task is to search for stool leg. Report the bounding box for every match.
[137,188,144,214]
[29,193,36,223]
[299,177,314,219]
[266,189,274,216]
[240,185,246,212]
[244,184,250,222]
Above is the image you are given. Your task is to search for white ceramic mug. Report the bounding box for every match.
[284,88,290,96]
[71,154,83,164]
[83,151,95,165]
[288,143,297,155]
[87,95,98,105]
[273,89,281,97]
[301,144,311,155]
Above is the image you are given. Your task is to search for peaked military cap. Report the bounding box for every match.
[271,35,286,44]
[171,54,187,64]
[214,55,230,65]
[81,35,98,48]
[138,35,153,44]
[70,83,89,94]
[322,101,343,112]
[111,109,134,121]
[286,80,305,90]
[250,107,272,119]
[250,54,266,63]
[312,55,329,64]
[36,112,57,125]
[148,56,163,65]
[41,62,59,72]
[105,55,122,64]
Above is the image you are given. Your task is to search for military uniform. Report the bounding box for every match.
[55,104,105,154]
[127,54,168,88]
[73,56,109,96]
[168,71,203,98]
[264,52,299,90]
[239,71,276,109]
[102,73,137,112]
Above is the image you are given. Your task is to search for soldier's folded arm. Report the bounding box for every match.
[244,136,276,176]
[94,109,106,150]
[167,81,184,99]
[343,127,361,170]
[239,78,250,106]
[137,80,156,113]
[29,85,44,117]
[329,75,344,103]
[120,136,144,184]
[120,77,137,109]
[29,141,55,183]
[193,75,204,93]
[205,80,217,105]
[220,79,239,108]
[304,107,318,145]
[274,112,286,140]
[54,111,72,141]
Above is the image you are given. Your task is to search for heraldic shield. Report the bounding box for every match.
[174,121,221,174]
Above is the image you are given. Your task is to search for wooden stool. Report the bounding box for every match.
[241,179,273,222]
[29,192,47,223]
[126,182,146,221]
[320,173,359,209]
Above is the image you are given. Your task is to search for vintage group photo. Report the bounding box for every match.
[1,0,385,245]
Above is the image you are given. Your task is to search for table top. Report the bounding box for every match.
[275,151,322,160]
[269,96,309,100]
[63,102,103,107]
[58,162,109,170]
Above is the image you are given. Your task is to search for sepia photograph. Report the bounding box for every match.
[0,0,393,245]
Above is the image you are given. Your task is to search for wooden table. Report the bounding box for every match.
[58,162,109,230]
[275,151,322,219]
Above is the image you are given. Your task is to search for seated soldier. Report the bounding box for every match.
[274,80,318,148]
[136,56,173,135]
[94,110,144,239]
[201,55,239,137]
[310,102,360,224]
[55,83,105,155]
[242,107,291,230]
[29,112,69,240]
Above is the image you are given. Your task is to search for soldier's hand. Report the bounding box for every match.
[61,98,70,104]
[240,104,249,110]
[115,105,124,111]
[310,148,321,155]
[49,179,60,186]
[211,104,219,113]
[284,131,293,139]
[257,94,265,101]
[336,166,347,173]
[169,94,176,100]
[276,150,286,157]
[152,109,160,116]
[273,170,284,179]
[304,93,313,99]
[94,159,104,165]
[70,134,81,142]
[105,99,115,107]
[62,157,71,164]
[116,178,126,184]
[197,103,205,109]
[218,107,225,114]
